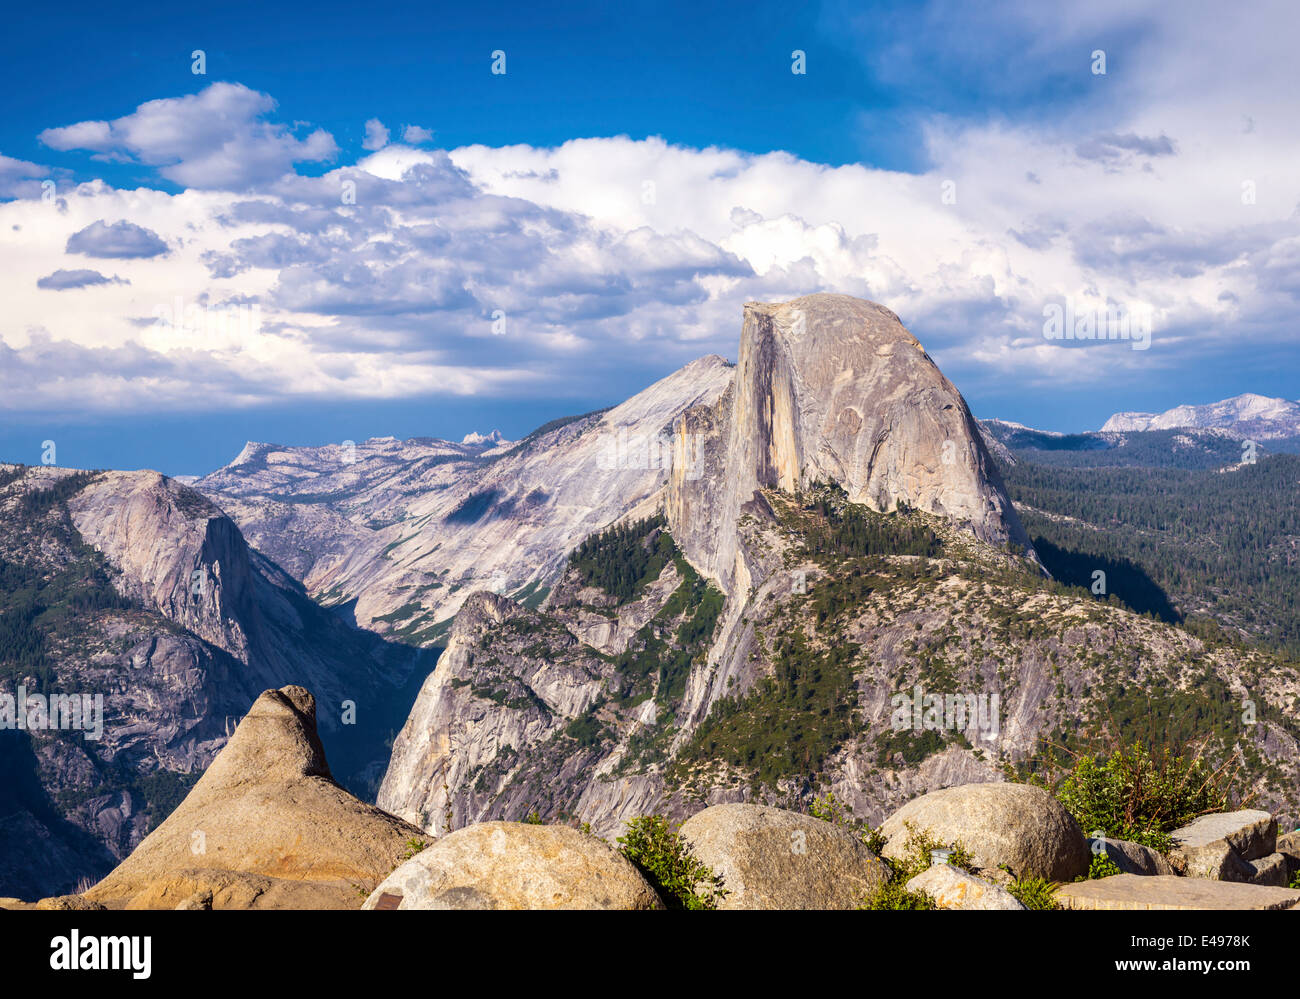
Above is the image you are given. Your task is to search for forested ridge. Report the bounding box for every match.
[1001,453,1300,655]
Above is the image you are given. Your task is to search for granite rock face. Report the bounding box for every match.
[195,356,736,638]
[667,295,1033,595]
[377,591,611,832]
[375,297,1300,846]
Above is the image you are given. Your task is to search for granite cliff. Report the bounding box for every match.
[667,295,1031,597]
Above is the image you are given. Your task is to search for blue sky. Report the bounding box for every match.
[2,0,1297,475]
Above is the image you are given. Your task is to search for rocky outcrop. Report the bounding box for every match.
[377,591,611,833]
[667,295,1032,595]
[880,783,1089,882]
[361,822,662,910]
[1168,810,1283,884]
[83,686,423,908]
[123,869,360,910]
[677,804,889,909]
[376,297,1073,841]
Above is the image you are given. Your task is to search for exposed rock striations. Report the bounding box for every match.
[667,295,1032,595]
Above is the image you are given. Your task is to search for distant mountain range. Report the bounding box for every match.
[979,393,1300,472]
[1101,393,1300,438]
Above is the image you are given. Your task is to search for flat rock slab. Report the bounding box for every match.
[1170,810,1275,862]
[1057,874,1300,911]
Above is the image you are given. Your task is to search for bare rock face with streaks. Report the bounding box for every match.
[378,592,610,831]
[194,356,735,639]
[667,294,1032,595]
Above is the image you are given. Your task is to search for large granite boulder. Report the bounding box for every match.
[362,822,662,910]
[678,804,889,909]
[880,783,1088,882]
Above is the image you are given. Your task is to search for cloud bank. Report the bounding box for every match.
[2,2,1297,418]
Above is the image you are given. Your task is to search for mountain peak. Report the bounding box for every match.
[667,294,1032,593]
[1101,393,1300,435]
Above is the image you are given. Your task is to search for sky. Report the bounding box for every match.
[1,0,1297,475]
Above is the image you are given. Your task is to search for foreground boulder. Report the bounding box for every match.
[83,686,423,909]
[362,822,662,910]
[678,804,889,909]
[905,864,1024,910]
[1168,810,1279,883]
[880,783,1088,882]
[1057,874,1300,911]
[1087,837,1173,876]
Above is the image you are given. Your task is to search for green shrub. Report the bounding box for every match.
[400,837,428,860]
[1007,875,1059,910]
[860,880,936,910]
[617,815,727,910]
[1079,854,1123,881]
[890,822,977,882]
[1019,741,1233,852]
